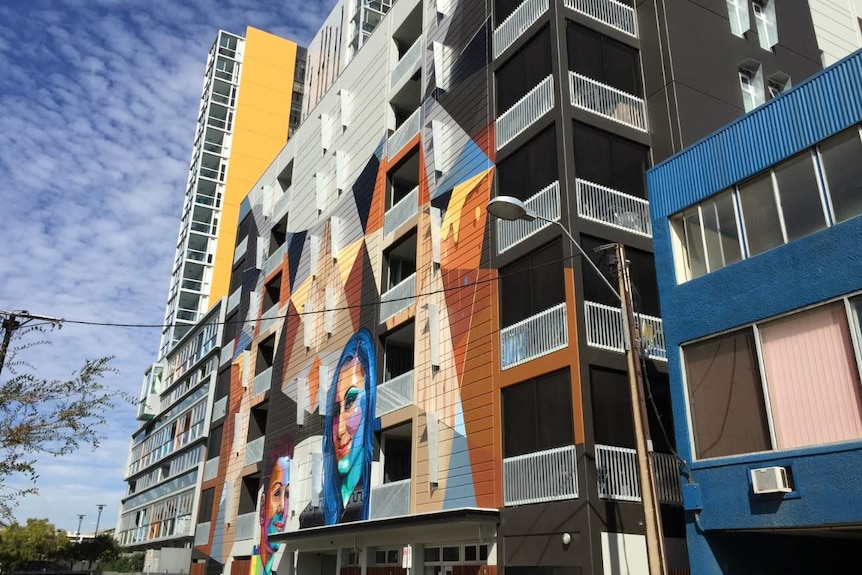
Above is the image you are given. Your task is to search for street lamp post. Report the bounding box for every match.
[95,504,106,536]
[487,196,668,575]
[76,515,85,544]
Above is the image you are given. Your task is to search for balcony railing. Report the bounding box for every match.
[569,72,647,131]
[584,301,667,361]
[496,181,560,254]
[390,37,422,90]
[595,444,682,504]
[493,0,549,59]
[235,512,256,541]
[370,478,411,519]
[244,436,266,467]
[252,366,273,396]
[212,396,227,421]
[387,107,421,159]
[496,75,554,150]
[576,179,652,237]
[380,272,416,321]
[272,188,291,221]
[500,302,568,370]
[263,243,287,277]
[384,186,419,237]
[194,522,210,546]
[203,456,219,482]
[376,370,415,418]
[259,305,281,334]
[563,0,638,37]
[503,445,578,506]
[227,287,241,313]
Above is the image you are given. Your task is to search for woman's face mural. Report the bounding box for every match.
[260,456,290,557]
[332,359,365,475]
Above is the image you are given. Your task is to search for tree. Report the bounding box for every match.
[68,533,120,569]
[0,322,129,520]
[0,518,69,572]
[99,551,145,573]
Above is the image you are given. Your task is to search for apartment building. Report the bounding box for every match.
[187,1,827,575]
[117,27,306,562]
[648,49,862,573]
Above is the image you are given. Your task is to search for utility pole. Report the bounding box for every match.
[615,243,668,575]
[94,504,106,536]
[76,514,86,543]
[0,310,64,378]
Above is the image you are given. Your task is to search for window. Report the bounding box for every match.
[567,22,642,97]
[739,66,764,112]
[819,127,862,223]
[726,0,750,37]
[574,122,650,198]
[263,274,281,313]
[382,322,414,381]
[198,488,215,522]
[499,240,565,328]
[383,233,417,289]
[207,425,223,457]
[380,424,412,482]
[670,189,742,281]
[767,73,791,98]
[497,126,558,201]
[496,28,552,113]
[753,0,778,50]
[502,369,573,458]
[256,335,275,374]
[247,404,267,442]
[772,152,827,241]
[374,549,400,565]
[738,172,783,255]
[239,475,260,514]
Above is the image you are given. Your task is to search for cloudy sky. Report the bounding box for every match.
[0,0,334,533]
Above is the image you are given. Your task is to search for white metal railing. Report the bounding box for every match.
[370,478,411,519]
[390,37,422,89]
[263,243,287,277]
[380,272,416,321]
[259,305,281,334]
[272,188,291,221]
[503,445,578,506]
[227,287,241,313]
[203,456,220,481]
[384,186,419,237]
[569,72,647,131]
[595,444,682,504]
[194,522,210,546]
[576,179,652,237]
[252,366,273,396]
[212,396,227,421]
[496,181,560,254]
[496,75,554,150]
[244,436,266,466]
[564,0,638,37]
[235,512,256,541]
[387,108,421,158]
[500,302,568,370]
[584,301,667,361]
[376,370,415,418]
[493,0,549,59]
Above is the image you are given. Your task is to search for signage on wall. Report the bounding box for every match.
[402,545,413,569]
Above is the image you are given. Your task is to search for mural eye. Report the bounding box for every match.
[344,387,359,410]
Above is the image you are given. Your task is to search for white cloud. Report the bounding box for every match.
[0,0,336,532]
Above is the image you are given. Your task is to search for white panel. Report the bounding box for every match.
[339,89,352,128]
[430,207,442,265]
[601,532,648,575]
[242,349,251,389]
[256,240,268,269]
[433,42,450,91]
[247,290,260,321]
[311,452,323,507]
[318,363,330,414]
[316,172,327,212]
[432,120,448,176]
[335,152,349,192]
[233,413,243,455]
[331,216,341,259]
[325,287,335,335]
[297,377,308,426]
[427,412,439,485]
[321,113,333,151]
[429,303,440,367]
[303,303,313,348]
[310,235,320,276]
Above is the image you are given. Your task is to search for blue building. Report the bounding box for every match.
[648,50,862,574]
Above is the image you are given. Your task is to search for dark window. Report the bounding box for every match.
[382,322,414,380]
[496,28,552,113]
[579,236,659,316]
[247,404,267,442]
[198,488,215,522]
[502,369,574,457]
[384,232,417,289]
[494,0,523,26]
[567,22,642,96]
[216,369,231,400]
[773,151,827,241]
[496,126,558,201]
[684,329,772,459]
[442,547,460,562]
[238,475,260,514]
[499,240,565,327]
[256,335,275,373]
[573,122,649,197]
[382,436,411,482]
[207,425,223,456]
[264,274,281,312]
[819,127,862,223]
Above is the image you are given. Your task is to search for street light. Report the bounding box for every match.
[76,515,85,543]
[486,196,668,575]
[95,504,106,536]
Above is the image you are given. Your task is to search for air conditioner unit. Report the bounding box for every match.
[751,466,792,494]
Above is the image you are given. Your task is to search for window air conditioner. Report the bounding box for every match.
[750,466,791,494]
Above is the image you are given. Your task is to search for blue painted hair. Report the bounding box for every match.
[321,328,377,525]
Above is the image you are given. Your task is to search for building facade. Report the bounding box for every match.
[186,1,831,575]
[648,50,862,573]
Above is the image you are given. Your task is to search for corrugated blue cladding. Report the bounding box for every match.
[648,50,862,219]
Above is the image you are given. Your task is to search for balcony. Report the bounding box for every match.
[576,179,651,237]
[584,301,667,361]
[370,478,411,519]
[272,189,291,221]
[263,243,287,277]
[212,396,227,421]
[563,0,638,37]
[244,435,266,467]
[227,287,241,314]
[503,445,578,506]
[390,37,422,90]
[252,366,273,396]
[194,522,210,546]
[496,181,560,254]
[235,512,256,541]
[493,0,549,59]
[203,456,220,481]
[384,186,419,237]
[594,444,682,504]
[380,272,416,322]
[387,107,421,159]
[496,75,554,150]
[259,305,281,334]
[569,72,647,131]
[500,302,568,370]
[376,370,415,418]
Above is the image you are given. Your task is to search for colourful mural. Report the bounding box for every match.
[252,453,291,575]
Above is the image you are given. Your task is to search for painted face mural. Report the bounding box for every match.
[254,455,290,575]
[320,328,377,525]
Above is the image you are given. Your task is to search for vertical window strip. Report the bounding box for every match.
[813,146,836,227]
[727,0,751,37]
[769,169,790,244]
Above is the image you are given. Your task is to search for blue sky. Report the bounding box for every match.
[0,0,334,533]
